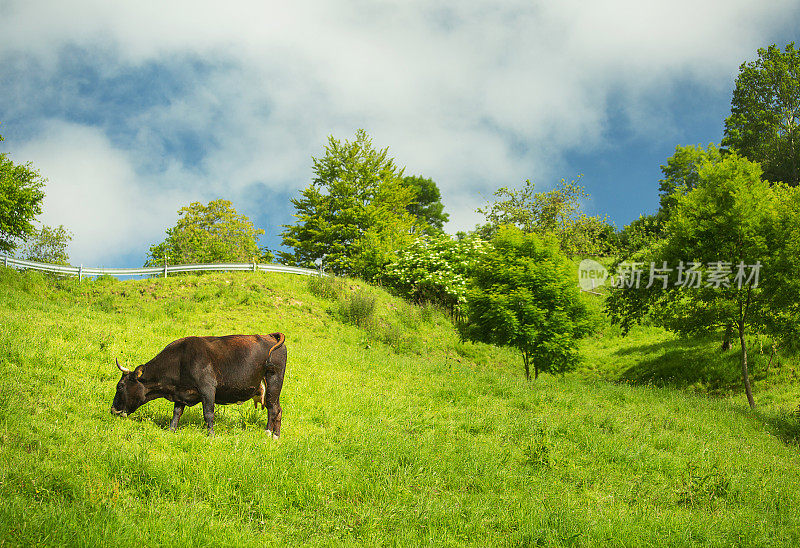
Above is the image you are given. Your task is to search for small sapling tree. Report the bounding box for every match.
[460,225,591,380]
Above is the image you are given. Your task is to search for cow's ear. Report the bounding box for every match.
[136,369,143,379]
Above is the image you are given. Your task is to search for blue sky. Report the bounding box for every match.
[1,1,799,266]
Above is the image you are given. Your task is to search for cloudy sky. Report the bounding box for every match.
[1,1,798,266]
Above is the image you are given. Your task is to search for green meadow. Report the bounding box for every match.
[1,267,799,546]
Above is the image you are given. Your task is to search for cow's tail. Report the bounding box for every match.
[255,332,286,410]
[267,332,285,362]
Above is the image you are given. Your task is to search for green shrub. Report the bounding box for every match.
[381,234,486,313]
[338,289,376,327]
[91,294,117,313]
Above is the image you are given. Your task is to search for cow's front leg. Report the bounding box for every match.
[169,402,185,432]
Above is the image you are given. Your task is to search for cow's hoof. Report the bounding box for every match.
[272,433,280,441]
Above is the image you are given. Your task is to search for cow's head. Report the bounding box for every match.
[110,359,146,417]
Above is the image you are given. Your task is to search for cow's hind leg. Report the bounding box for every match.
[266,400,282,440]
[202,399,215,436]
[169,402,185,432]
[199,391,216,436]
[264,370,284,439]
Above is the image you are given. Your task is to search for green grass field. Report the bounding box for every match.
[1,267,799,546]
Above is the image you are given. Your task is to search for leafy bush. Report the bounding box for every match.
[381,235,486,313]
[373,320,406,353]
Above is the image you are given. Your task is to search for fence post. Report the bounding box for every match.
[3,255,7,268]
[79,264,83,282]
[164,256,168,278]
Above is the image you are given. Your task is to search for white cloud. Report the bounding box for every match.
[13,121,190,265]
[1,0,798,263]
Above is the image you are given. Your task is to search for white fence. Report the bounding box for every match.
[0,255,323,281]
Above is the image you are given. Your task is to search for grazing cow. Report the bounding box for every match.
[110,333,286,438]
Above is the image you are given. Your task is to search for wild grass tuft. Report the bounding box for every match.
[307,274,345,301]
[337,288,376,327]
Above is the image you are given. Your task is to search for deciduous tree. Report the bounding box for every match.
[460,225,591,380]
[281,130,418,278]
[18,224,72,265]
[658,143,724,219]
[145,199,267,266]
[0,134,46,254]
[607,153,798,408]
[402,175,449,234]
[723,42,800,186]
[478,177,614,257]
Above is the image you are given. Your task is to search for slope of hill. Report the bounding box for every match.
[1,267,799,546]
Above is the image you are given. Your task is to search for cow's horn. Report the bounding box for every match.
[116,358,132,374]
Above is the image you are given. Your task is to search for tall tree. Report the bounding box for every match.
[402,175,449,234]
[460,225,591,380]
[723,42,800,186]
[281,129,418,278]
[478,177,614,256]
[0,133,46,254]
[145,199,267,266]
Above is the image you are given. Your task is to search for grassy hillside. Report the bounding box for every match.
[1,267,799,546]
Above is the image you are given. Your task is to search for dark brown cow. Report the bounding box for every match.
[110,333,286,438]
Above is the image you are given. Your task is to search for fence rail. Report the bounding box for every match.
[1,255,323,280]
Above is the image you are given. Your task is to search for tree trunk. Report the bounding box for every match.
[738,287,755,409]
[522,350,531,381]
[766,341,776,379]
[739,322,756,409]
[721,323,733,351]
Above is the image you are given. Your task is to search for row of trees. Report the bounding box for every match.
[271,130,596,380]
[136,128,593,381]
[607,150,800,408]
